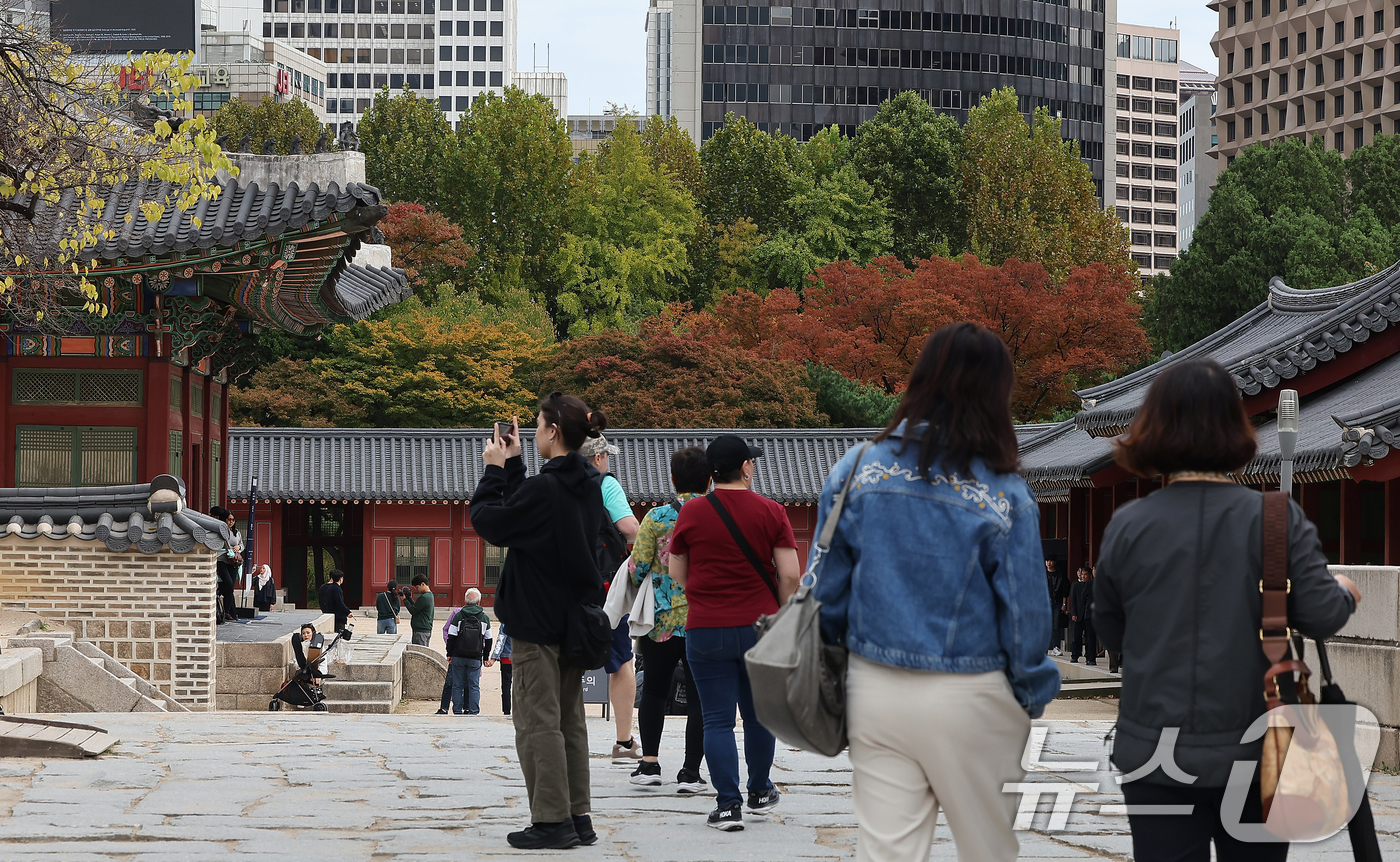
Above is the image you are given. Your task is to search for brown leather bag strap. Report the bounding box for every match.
[1261,490,1291,668]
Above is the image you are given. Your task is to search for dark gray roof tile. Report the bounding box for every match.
[0,476,231,554]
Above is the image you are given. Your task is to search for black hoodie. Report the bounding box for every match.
[469,451,605,646]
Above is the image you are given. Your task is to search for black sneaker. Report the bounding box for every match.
[572,814,597,846]
[506,820,580,850]
[706,803,743,831]
[630,760,663,786]
[676,769,707,794]
[434,708,447,715]
[746,786,780,815]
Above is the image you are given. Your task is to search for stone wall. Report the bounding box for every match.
[0,538,218,710]
[1327,565,1400,768]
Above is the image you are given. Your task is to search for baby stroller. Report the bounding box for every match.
[269,627,347,712]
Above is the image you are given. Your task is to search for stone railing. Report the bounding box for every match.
[1326,565,1399,769]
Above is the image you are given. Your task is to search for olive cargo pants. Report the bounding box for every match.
[512,639,591,823]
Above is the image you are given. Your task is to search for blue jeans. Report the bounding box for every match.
[450,657,482,714]
[686,625,775,808]
[377,618,398,634]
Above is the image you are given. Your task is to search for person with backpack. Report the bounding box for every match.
[469,394,608,850]
[668,434,800,831]
[446,588,493,715]
[580,433,642,763]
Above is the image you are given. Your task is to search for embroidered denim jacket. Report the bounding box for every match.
[812,422,1061,717]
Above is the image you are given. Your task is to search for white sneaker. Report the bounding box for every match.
[1051,647,1062,656]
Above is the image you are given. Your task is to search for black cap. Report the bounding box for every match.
[707,434,763,476]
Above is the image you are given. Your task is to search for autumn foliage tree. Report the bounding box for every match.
[702,255,1149,420]
[376,202,474,299]
[537,314,826,428]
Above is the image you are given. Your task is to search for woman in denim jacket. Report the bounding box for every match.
[814,322,1060,862]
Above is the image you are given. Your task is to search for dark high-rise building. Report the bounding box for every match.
[671,0,1116,194]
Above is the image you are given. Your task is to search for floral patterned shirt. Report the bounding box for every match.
[629,493,700,641]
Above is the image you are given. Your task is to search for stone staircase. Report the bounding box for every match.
[319,634,408,714]
[10,633,188,713]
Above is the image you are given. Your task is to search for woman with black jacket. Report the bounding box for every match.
[1095,360,1360,862]
[469,392,607,852]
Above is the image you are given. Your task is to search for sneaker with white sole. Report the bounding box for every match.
[630,761,663,786]
[676,768,708,794]
[707,803,743,831]
[1051,647,1063,656]
[612,739,644,764]
[746,786,780,815]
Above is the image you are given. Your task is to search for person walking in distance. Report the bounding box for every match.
[317,569,353,634]
[1068,566,1096,666]
[627,445,709,793]
[814,323,1060,862]
[485,626,513,715]
[1095,359,1359,862]
[669,434,800,831]
[469,394,608,850]
[376,582,401,634]
[579,434,643,764]
[403,576,435,647]
[210,506,243,623]
[446,589,492,715]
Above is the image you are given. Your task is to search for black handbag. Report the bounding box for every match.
[563,602,612,670]
[1310,638,1384,862]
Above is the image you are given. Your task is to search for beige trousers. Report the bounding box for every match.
[847,654,1030,862]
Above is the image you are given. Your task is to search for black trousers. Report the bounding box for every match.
[1071,618,1097,663]
[501,662,513,715]
[1123,782,1289,862]
[216,564,238,621]
[636,635,703,772]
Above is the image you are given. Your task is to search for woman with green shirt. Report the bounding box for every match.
[627,445,708,793]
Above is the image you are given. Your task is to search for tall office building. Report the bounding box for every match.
[647,0,675,118]
[1111,23,1181,276]
[1178,60,1218,251]
[1213,0,1400,160]
[516,69,568,117]
[255,0,514,127]
[671,0,1114,195]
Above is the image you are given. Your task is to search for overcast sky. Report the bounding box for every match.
[516,1,1223,119]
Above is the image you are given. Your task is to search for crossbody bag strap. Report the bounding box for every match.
[706,492,781,603]
[1261,490,1293,703]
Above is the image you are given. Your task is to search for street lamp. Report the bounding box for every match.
[1278,389,1299,496]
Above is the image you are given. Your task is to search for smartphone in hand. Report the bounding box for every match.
[495,421,514,442]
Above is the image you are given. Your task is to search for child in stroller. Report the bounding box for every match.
[269,623,341,711]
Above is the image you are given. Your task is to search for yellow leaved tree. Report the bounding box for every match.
[0,13,233,321]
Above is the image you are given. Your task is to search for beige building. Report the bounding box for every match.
[193,31,329,120]
[1113,23,1182,276]
[1212,0,1400,160]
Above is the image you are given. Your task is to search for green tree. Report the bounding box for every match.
[212,96,328,156]
[698,113,807,235]
[847,91,963,260]
[1144,135,1393,351]
[440,87,574,315]
[357,85,455,207]
[802,124,851,182]
[805,363,899,427]
[960,88,1130,280]
[753,165,893,290]
[554,119,698,335]
[639,114,702,198]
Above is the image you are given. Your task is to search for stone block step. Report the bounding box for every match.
[319,680,394,702]
[320,699,395,714]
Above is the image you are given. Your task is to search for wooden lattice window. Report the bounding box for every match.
[209,440,221,510]
[169,430,183,479]
[16,426,137,488]
[192,383,204,418]
[170,377,182,412]
[12,369,141,406]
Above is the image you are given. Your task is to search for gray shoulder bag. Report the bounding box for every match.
[744,441,871,757]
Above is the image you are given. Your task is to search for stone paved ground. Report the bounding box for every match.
[0,713,1395,860]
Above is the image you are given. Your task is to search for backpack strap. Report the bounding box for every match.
[1261,490,1304,707]
[706,492,781,603]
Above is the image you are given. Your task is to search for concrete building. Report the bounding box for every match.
[567,113,647,157]
[252,0,515,128]
[669,0,1115,197]
[193,31,329,120]
[646,0,675,118]
[1178,60,1218,250]
[515,69,567,118]
[1211,0,1400,160]
[1112,22,1181,276]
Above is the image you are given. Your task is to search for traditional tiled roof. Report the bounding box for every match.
[1074,261,1400,438]
[0,475,233,554]
[1018,420,1116,493]
[330,264,413,320]
[228,428,881,505]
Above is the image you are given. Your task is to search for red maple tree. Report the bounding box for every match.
[376,202,475,297]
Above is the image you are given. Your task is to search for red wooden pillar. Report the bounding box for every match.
[144,359,172,482]
[1067,488,1088,576]
[1340,479,1363,565]
[1386,480,1400,565]
[1088,487,1113,565]
[1300,483,1322,525]
[1113,480,1138,511]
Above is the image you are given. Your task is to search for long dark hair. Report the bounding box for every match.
[538,391,607,452]
[875,322,1019,478]
[1113,360,1256,477]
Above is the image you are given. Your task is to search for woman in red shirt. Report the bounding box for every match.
[669,434,800,832]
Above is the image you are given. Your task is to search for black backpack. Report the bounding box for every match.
[448,609,487,659]
[595,474,629,581]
